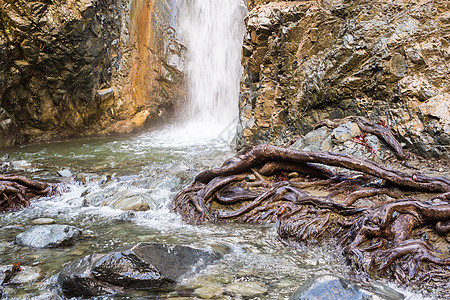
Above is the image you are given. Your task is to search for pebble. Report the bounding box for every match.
[31,218,56,225]
[225,281,268,297]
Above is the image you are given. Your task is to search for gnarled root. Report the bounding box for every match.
[171,144,449,295]
[0,174,55,212]
[195,145,449,192]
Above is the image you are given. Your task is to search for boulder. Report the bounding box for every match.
[289,275,404,300]
[331,121,362,143]
[290,126,386,163]
[15,225,82,248]
[58,243,222,298]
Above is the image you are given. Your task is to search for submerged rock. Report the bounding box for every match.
[289,275,404,300]
[194,283,224,299]
[109,195,151,211]
[58,242,223,298]
[15,225,82,248]
[225,281,268,298]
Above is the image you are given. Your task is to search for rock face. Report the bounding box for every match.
[58,242,222,297]
[238,0,450,157]
[0,0,184,147]
[15,225,82,248]
[290,120,386,163]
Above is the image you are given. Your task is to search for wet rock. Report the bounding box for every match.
[289,275,404,300]
[58,242,223,298]
[28,291,61,300]
[57,169,72,178]
[15,225,82,248]
[8,266,41,285]
[90,251,174,289]
[31,218,56,225]
[58,253,121,297]
[0,265,16,285]
[109,196,151,211]
[0,265,41,285]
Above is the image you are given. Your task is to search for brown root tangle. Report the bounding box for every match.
[0,174,55,212]
[171,143,450,296]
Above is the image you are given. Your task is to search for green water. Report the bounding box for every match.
[0,125,420,299]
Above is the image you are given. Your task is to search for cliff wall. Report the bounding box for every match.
[238,0,450,157]
[0,0,184,147]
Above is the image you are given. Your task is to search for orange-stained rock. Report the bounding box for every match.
[0,0,185,147]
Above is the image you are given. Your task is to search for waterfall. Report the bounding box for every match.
[179,0,247,140]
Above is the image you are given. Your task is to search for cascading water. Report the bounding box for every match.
[178,0,247,140]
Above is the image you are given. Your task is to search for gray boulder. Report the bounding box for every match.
[15,225,82,248]
[58,243,222,298]
[289,275,404,300]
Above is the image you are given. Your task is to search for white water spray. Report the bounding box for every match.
[179,0,247,139]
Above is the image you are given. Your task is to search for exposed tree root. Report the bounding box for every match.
[171,144,449,296]
[0,174,55,212]
[195,145,448,192]
[343,188,400,206]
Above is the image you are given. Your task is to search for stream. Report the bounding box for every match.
[0,123,428,299]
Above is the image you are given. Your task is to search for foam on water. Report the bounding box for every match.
[134,120,236,148]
